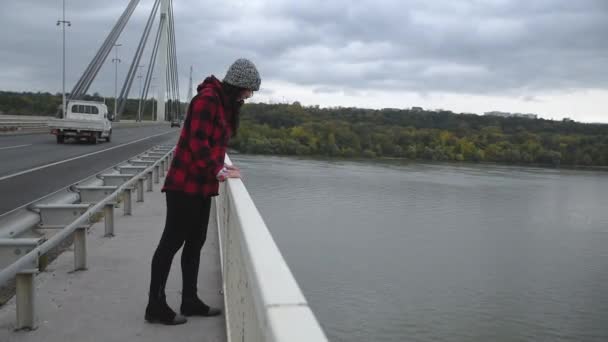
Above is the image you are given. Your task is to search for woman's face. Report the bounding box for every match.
[238,89,253,101]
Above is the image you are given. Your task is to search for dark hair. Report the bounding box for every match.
[221,81,246,137]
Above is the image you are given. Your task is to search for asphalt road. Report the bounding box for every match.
[0,125,180,215]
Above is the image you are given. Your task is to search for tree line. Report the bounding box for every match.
[231,102,608,167]
[2,91,607,167]
[0,91,170,120]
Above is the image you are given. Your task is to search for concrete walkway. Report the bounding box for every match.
[0,182,226,341]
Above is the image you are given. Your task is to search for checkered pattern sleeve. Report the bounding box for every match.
[188,94,225,181]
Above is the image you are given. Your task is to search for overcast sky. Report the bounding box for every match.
[1,0,607,122]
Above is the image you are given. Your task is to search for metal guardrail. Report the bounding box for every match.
[214,156,328,342]
[0,144,175,329]
[0,121,48,133]
[0,115,51,121]
[0,115,168,134]
[0,116,50,133]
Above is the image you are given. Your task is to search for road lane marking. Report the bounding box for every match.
[0,130,175,182]
[0,144,32,151]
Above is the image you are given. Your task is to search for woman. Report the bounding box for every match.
[145,58,261,325]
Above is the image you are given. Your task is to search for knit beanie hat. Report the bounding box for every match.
[223,58,261,91]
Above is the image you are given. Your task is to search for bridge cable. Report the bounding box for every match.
[139,15,165,119]
[70,0,140,99]
[117,0,161,119]
[168,0,181,119]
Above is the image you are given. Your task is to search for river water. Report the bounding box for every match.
[231,154,608,342]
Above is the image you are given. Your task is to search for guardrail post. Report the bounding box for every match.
[104,203,114,237]
[146,171,153,192]
[137,179,144,202]
[74,227,87,271]
[16,269,36,330]
[160,161,165,177]
[154,165,160,184]
[123,189,132,215]
[164,158,169,172]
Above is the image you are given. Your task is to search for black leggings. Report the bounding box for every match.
[149,191,212,301]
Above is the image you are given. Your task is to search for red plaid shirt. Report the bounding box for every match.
[162,76,232,197]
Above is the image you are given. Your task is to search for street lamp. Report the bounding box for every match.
[150,84,156,121]
[150,77,157,121]
[137,64,145,122]
[56,0,71,118]
[137,75,144,121]
[111,43,122,121]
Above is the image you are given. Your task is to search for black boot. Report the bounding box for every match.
[145,296,188,325]
[180,296,222,317]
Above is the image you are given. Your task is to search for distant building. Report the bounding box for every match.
[484,111,538,119]
[484,111,511,117]
[513,113,538,119]
[411,106,424,112]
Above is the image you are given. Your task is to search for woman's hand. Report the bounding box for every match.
[217,164,241,181]
[217,166,241,182]
[226,169,241,179]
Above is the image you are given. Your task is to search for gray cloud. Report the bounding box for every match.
[1,0,607,102]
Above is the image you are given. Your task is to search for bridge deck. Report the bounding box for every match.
[0,186,226,342]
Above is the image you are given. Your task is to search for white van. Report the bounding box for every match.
[48,100,113,144]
